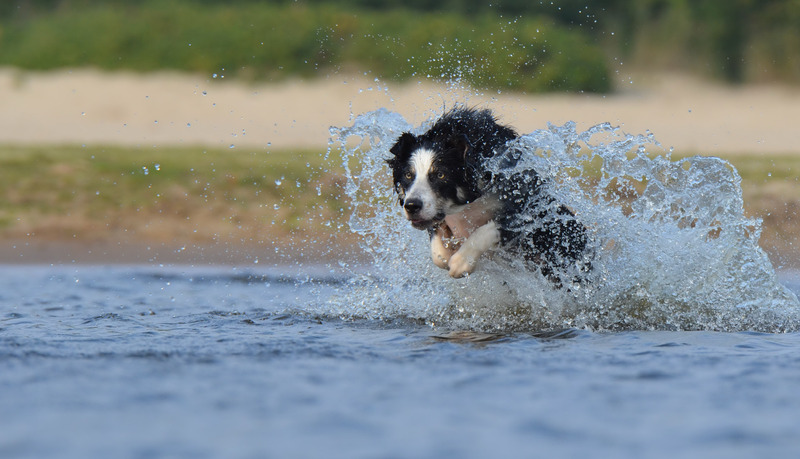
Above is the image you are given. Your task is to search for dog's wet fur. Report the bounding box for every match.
[387,107,591,282]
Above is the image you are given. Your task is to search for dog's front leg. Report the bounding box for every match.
[449,221,500,278]
[430,224,455,270]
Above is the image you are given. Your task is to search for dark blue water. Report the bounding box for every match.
[3,264,800,459]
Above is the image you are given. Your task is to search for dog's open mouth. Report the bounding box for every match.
[409,219,435,230]
[408,215,445,230]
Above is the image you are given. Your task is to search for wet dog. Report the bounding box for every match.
[387,108,591,282]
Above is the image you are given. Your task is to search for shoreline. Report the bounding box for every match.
[1,237,368,267]
[3,235,798,271]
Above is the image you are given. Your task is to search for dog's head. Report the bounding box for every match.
[386,132,479,230]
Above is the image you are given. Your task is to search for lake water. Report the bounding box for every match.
[3,263,800,459]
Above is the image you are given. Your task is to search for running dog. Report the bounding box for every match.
[386,107,591,282]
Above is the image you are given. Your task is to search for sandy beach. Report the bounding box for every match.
[2,68,800,155]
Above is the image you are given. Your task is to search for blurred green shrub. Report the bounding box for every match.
[0,0,611,92]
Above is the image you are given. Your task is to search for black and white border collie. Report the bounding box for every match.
[387,107,591,283]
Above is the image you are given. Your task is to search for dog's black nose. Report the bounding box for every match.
[404,199,423,215]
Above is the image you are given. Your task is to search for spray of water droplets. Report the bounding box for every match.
[320,109,799,333]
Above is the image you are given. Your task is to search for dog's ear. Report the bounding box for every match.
[448,133,473,160]
[386,132,416,167]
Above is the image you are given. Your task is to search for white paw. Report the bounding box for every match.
[432,252,450,270]
[431,238,452,269]
[448,251,477,278]
[430,226,455,270]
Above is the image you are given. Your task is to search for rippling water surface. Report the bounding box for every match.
[3,264,800,459]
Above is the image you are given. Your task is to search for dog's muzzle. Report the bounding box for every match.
[403,199,444,230]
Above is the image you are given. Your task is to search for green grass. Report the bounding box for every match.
[722,155,800,184]
[0,144,348,244]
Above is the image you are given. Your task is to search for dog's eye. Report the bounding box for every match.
[405,172,413,180]
[437,172,446,180]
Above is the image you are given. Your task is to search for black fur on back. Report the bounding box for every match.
[491,169,591,282]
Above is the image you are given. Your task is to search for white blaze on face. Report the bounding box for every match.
[404,148,439,220]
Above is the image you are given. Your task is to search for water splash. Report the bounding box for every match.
[326,109,800,333]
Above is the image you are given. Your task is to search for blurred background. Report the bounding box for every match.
[0,0,798,266]
[3,0,799,88]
